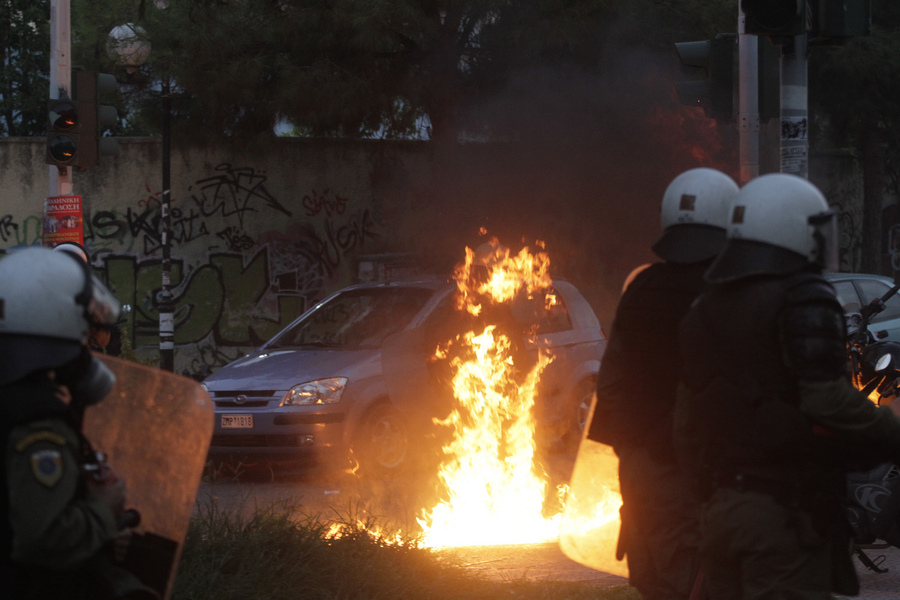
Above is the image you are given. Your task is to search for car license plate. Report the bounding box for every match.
[221,414,253,429]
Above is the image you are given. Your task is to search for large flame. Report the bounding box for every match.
[416,236,620,550]
[419,325,557,547]
[328,236,623,573]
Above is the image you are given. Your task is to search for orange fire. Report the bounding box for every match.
[415,236,621,551]
[328,236,624,574]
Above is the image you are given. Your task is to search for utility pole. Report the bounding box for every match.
[780,33,808,179]
[159,79,174,372]
[49,0,72,197]
[737,5,760,185]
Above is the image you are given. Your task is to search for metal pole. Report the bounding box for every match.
[49,0,73,198]
[738,5,760,185]
[158,80,174,371]
[780,33,808,178]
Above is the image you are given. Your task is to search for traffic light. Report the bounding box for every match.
[811,0,871,40]
[46,96,80,167]
[73,69,120,169]
[742,0,808,40]
[674,34,735,121]
[47,70,120,170]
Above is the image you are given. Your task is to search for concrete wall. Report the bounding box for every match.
[0,136,871,378]
[1,138,435,377]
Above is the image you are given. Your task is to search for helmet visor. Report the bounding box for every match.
[651,224,726,264]
[85,273,121,327]
[809,211,839,273]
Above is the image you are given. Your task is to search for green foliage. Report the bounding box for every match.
[810,3,900,139]
[0,0,50,136]
[173,498,641,600]
[84,0,630,145]
[809,2,900,192]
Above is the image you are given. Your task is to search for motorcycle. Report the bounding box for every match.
[843,281,900,572]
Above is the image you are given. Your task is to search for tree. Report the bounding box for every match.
[0,0,50,136]
[5,0,735,145]
[809,2,900,274]
[68,0,630,145]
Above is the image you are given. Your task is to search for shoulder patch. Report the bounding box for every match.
[30,449,64,488]
[14,431,67,452]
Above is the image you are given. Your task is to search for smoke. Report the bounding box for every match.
[395,12,736,328]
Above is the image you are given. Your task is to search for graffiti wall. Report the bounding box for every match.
[0,139,429,378]
[0,138,875,379]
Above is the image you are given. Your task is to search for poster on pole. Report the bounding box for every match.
[42,195,84,247]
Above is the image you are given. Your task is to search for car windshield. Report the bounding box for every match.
[268,287,434,349]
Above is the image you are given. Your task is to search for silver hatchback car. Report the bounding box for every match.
[826,272,900,341]
[202,275,606,474]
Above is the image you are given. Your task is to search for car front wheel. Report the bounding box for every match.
[355,402,409,475]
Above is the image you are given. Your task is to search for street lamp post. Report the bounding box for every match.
[108,24,174,371]
[158,79,174,372]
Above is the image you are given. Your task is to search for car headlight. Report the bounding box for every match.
[281,377,348,406]
[200,382,208,393]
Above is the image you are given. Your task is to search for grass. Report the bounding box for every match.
[170,496,639,600]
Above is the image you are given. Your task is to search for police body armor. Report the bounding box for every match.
[677,270,867,594]
[1,356,213,600]
[676,273,818,492]
[559,260,709,577]
[590,260,708,454]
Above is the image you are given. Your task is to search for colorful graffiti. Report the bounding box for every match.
[62,162,388,378]
[0,214,43,247]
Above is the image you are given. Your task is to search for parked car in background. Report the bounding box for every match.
[202,275,606,475]
[826,272,900,341]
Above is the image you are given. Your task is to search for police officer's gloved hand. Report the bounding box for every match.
[55,346,117,407]
[86,472,127,517]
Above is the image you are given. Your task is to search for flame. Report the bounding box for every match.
[452,237,552,316]
[321,235,623,569]
[419,325,557,547]
[416,235,620,550]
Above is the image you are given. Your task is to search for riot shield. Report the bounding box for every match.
[558,395,628,578]
[83,354,214,600]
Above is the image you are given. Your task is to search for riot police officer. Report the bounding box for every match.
[0,247,155,599]
[52,242,122,355]
[588,167,739,599]
[675,174,900,599]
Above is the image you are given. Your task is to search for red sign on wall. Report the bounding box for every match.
[42,195,84,247]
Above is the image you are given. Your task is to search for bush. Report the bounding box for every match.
[171,498,639,600]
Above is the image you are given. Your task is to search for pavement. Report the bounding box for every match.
[443,541,900,599]
[442,542,626,586]
[841,544,900,600]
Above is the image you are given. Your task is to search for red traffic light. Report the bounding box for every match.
[48,134,77,163]
[49,101,78,131]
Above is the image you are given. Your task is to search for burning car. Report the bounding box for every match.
[202,273,606,475]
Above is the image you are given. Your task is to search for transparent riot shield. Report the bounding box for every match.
[558,394,629,578]
[83,354,214,600]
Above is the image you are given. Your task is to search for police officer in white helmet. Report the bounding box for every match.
[588,167,739,600]
[675,173,900,599]
[0,247,156,599]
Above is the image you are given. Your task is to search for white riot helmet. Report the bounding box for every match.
[0,247,121,387]
[651,167,740,263]
[53,241,90,263]
[706,173,838,282]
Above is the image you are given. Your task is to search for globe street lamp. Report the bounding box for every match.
[107,23,175,372]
